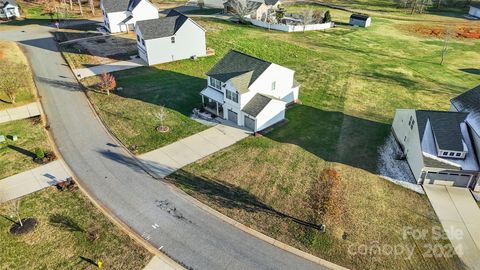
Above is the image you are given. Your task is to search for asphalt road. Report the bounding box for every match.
[1,25,325,270]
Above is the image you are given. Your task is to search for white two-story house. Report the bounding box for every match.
[200,50,300,132]
[135,10,206,65]
[0,0,20,19]
[100,0,158,33]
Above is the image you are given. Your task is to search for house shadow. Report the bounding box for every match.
[266,105,391,173]
[460,68,480,75]
[167,169,324,231]
[7,145,36,159]
[103,67,207,116]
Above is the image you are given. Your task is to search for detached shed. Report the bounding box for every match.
[349,13,371,27]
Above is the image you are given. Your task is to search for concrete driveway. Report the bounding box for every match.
[0,25,327,270]
[424,185,480,269]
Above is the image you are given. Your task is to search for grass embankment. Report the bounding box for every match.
[0,118,53,180]
[0,41,36,110]
[166,5,479,270]
[0,188,152,269]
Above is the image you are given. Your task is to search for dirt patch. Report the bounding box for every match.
[399,23,480,39]
[78,35,138,64]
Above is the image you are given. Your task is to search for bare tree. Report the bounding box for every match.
[1,195,23,227]
[0,62,25,104]
[227,0,258,23]
[441,26,453,65]
[77,0,83,16]
[301,8,314,32]
[154,107,168,132]
[97,72,116,95]
[89,0,95,15]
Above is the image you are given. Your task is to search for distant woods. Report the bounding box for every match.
[392,0,476,13]
[25,0,97,19]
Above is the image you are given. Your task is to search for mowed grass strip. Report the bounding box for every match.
[0,118,52,180]
[0,188,152,269]
[167,6,478,270]
[0,41,36,110]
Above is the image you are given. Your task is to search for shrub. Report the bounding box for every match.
[323,10,332,23]
[34,148,45,159]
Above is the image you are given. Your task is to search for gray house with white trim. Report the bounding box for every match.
[392,109,480,190]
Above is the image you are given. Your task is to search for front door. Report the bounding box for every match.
[228,110,238,124]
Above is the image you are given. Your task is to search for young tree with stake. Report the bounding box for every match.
[97,72,116,95]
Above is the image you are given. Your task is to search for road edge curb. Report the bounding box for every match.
[22,42,186,270]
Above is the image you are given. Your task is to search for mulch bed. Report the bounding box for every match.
[9,218,38,235]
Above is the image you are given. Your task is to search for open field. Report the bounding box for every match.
[0,118,53,180]
[0,188,152,269]
[0,41,36,110]
[165,4,479,270]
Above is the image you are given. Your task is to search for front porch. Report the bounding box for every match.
[200,87,224,118]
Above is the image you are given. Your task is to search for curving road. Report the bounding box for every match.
[1,25,324,270]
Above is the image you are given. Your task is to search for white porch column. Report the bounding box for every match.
[216,102,219,116]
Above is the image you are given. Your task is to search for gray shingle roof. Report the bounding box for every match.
[416,110,468,152]
[350,13,370,20]
[242,94,272,117]
[471,4,480,9]
[207,50,272,88]
[1,0,17,8]
[136,10,188,40]
[451,85,480,113]
[422,154,461,170]
[102,0,130,13]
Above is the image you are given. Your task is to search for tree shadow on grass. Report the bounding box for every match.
[7,145,36,159]
[267,105,391,174]
[460,68,480,75]
[168,170,324,231]
[49,214,83,232]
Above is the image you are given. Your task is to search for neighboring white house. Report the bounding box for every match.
[100,0,159,33]
[392,109,480,191]
[135,10,206,65]
[0,0,20,19]
[200,50,300,132]
[224,0,280,20]
[469,4,480,18]
[349,13,371,27]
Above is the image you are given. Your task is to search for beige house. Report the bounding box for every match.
[224,0,280,20]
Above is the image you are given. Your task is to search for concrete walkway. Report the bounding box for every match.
[139,124,249,178]
[424,185,480,270]
[0,102,41,124]
[0,160,71,202]
[143,256,181,270]
[73,58,144,79]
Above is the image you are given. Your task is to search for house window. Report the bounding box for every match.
[141,39,145,46]
[209,77,222,90]
[449,152,455,156]
[226,90,238,103]
[271,81,276,91]
[456,153,461,157]
[171,36,175,43]
[136,35,140,42]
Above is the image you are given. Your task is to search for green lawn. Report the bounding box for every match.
[0,41,36,110]
[0,188,152,269]
[82,71,208,154]
[0,118,53,180]
[165,5,479,270]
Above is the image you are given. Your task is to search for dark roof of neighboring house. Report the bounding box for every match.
[422,154,461,170]
[136,10,188,40]
[127,0,144,11]
[350,13,370,20]
[451,85,480,113]
[224,0,263,10]
[471,4,480,9]
[207,50,272,88]
[264,0,279,5]
[242,94,272,117]
[0,0,17,8]
[416,110,469,152]
[102,0,130,13]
